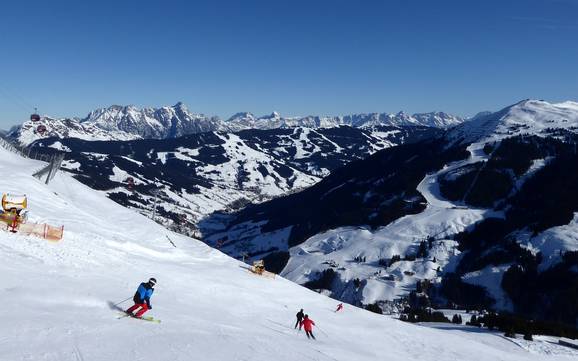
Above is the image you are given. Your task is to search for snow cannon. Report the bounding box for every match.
[1,194,27,233]
[249,260,275,278]
[2,194,27,212]
[0,194,63,241]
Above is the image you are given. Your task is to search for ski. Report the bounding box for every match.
[132,316,161,323]
[117,312,161,323]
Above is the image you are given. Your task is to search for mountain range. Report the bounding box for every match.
[8,102,463,145]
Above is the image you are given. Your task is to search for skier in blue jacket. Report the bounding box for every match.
[125,278,156,317]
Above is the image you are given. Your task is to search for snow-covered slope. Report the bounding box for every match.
[8,103,463,146]
[448,99,578,145]
[0,141,574,360]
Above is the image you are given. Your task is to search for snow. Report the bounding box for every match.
[525,212,578,271]
[47,141,71,152]
[197,132,319,198]
[292,128,323,160]
[176,146,200,157]
[110,165,130,183]
[1,142,575,360]
[510,157,550,195]
[61,159,81,171]
[156,151,169,164]
[449,100,578,146]
[422,324,578,357]
[462,265,514,311]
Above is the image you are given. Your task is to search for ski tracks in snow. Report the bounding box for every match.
[72,345,85,361]
[265,318,344,361]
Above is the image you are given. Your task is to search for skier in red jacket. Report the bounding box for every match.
[300,314,316,340]
[335,303,344,312]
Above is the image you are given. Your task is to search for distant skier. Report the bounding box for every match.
[300,314,316,340]
[125,278,156,318]
[295,309,305,329]
[335,303,343,312]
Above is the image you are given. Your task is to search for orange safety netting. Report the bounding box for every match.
[17,223,64,242]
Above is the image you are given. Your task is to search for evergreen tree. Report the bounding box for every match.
[504,328,516,338]
[452,314,462,324]
[417,241,428,258]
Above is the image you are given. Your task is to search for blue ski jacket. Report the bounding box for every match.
[133,282,154,304]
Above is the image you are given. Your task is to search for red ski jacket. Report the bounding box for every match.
[300,318,315,332]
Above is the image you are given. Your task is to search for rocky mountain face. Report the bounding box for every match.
[8,103,463,145]
[201,100,578,326]
[83,102,223,138]
[31,125,440,236]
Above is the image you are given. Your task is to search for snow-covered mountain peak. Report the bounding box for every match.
[8,102,464,145]
[173,101,186,109]
[226,112,256,122]
[261,111,282,120]
[448,99,578,145]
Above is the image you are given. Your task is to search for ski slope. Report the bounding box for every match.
[0,146,575,361]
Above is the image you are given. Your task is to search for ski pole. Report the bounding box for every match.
[113,296,132,307]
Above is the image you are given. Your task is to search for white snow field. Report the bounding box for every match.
[0,146,576,361]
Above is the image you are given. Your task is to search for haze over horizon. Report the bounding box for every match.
[1,0,577,129]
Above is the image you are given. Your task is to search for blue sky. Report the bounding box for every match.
[0,0,577,128]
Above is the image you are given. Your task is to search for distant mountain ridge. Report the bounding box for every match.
[225,110,463,131]
[8,102,464,145]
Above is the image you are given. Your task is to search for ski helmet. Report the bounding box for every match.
[149,277,157,286]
